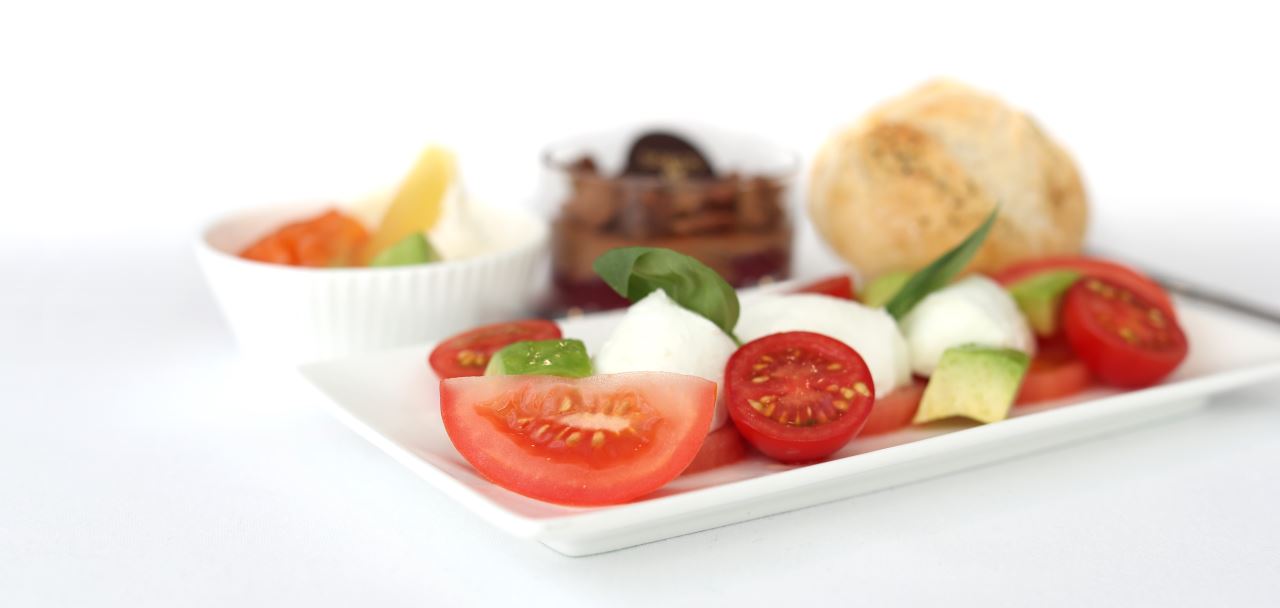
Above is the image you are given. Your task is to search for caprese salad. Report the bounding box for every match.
[429,210,1189,506]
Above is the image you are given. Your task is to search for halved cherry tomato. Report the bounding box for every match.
[240,209,368,267]
[682,425,748,475]
[725,331,875,463]
[1063,278,1189,388]
[1015,338,1093,405]
[793,274,857,300]
[428,319,561,379]
[439,373,717,505]
[860,382,925,436]
[993,256,1175,318]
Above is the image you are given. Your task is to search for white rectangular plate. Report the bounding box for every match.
[299,295,1280,556]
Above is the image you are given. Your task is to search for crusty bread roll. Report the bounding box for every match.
[808,80,1088,279]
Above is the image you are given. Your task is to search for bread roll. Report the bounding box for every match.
[808,80,1088,279]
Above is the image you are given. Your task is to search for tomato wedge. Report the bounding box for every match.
[860,382,925,436]
[1015,338,1092,405]
[793,274,856,300]
[1063,278,1189,389]
[440,373,717,506]
[428,319,561,379]
[993,256,1175,318]
[725,332,875,463]
[682,425,748,475]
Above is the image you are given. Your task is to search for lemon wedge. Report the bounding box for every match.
[360,146,456,264]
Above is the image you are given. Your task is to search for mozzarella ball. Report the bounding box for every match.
[594,289,737,431]
[900,275,1035,376]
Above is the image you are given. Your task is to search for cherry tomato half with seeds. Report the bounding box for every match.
[428,319,561,379]
[725,331,875,463]
[993,256,1176,319]
[1062,277,1188,389]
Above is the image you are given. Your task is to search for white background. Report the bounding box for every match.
[3,1,1279,606]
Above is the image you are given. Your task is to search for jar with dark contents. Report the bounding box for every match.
[541,126,798,314]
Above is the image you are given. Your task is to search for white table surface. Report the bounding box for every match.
[5,2,1280,604]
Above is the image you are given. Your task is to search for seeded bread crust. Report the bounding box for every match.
[808,80,1088,280]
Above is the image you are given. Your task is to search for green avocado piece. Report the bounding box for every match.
[483,339,593,378]
[369,233,440,267]
[914,345,1030,425]
[1006,270,1081,337]
[861,271,913,308]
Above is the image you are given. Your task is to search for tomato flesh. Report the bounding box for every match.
[440,373,717,505]
[993,256,1175,318]
[1015,338,1093,405]
[428,319,561,379]
[860,382,925,436]
[1062,278,1188,389]
[794,274,856,301]
[682,425,747,475]
[725,331,875,463]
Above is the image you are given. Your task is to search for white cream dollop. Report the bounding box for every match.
[900,275,1036,377]
[427,186,500,260]
[735,294,912,394]
[593,289,737,431]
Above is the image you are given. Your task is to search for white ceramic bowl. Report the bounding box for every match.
[196,201,550,366]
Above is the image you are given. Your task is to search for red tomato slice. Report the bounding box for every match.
[725,331,875,463]
[428,319,561,379]
[682,425,747,475]
[1015,339,1093,405]
[440,373,717,506]
[1063,278,1189,389]
[793,274,857,300]
[860,382,925,436]
[993,256,1175,317]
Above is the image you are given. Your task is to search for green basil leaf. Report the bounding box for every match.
[885,207,1000,320]
[592,247,652,299]
[593,247,740,340]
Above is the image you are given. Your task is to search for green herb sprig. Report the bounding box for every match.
[884,207,999,320]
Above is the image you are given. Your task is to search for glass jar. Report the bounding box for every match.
[540,124,798,314]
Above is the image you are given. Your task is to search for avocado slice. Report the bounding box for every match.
[861,271,913,308]
[369,233,440,267]
[1006,270,1080,336]
[484,339,593,378]
[914,344,1030,425]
